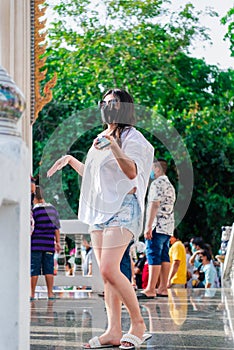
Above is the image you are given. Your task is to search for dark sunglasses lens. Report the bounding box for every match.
[110,98,118,105]
[99,100,106,109]
[98,99,118,109]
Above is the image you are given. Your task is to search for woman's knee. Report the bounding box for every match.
[100,263,116,283]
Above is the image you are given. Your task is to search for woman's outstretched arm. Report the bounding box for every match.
[47,155,84,177]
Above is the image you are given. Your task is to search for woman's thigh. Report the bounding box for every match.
[92,227,132,273]
[90,230,103,265]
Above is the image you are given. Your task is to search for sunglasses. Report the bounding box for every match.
[98,98,119,109]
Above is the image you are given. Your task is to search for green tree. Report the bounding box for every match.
[221,7,234,56]
[33,0,234,252]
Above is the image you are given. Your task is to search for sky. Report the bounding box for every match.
[166,0,233,69]
[46,0,233,70]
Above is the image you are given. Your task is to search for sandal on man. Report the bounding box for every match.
[156,293,168,298]
[48,294,59,300]
[82,336,119,349]
[136,292,155,300]
[119,333,152,349]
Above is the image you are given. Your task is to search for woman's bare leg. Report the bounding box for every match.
[90,231,122,346]
[98,227,146,341]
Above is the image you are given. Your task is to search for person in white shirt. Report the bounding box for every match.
[137,159,176,299]
[199,250,218,288]
[81,234,93,276]
[47,88,154,349]
[184,241,194,288]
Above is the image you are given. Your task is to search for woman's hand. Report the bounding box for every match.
[94,134,136,179]
[106,135,137,179]
[104,135,119,150]
[93,135,117,150]
[47,155,71,177]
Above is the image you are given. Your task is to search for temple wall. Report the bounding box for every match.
[0,0,32,155]
[0,1,31,349]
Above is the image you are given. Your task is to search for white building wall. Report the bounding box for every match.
[0,0,32,152]
[0,1,31,349]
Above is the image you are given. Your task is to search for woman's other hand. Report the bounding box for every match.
[47,155,71,177]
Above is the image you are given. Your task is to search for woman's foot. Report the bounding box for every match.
[83,331,122,349]
[121,319,146,348]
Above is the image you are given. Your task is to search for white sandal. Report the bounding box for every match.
[119,333,152,349]
[83,336,119,349]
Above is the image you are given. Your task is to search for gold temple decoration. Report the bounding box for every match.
[31,0,57,123]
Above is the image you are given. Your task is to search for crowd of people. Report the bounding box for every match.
[130,234,220,294]
[30,88,221,349]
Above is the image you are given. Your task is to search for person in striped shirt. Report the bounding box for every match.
[31,185,61,300]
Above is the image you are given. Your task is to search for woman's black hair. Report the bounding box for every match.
[102,88,135,144]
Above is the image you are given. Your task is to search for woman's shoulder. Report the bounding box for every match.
[124,127,141,138]
[123,127,153,147]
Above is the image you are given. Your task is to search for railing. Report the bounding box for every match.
[37,220,104,293]
[222,223,234,289]
[37,220,234,292]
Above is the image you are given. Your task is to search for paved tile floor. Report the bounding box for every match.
[30,288,234,349]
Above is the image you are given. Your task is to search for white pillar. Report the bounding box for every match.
[0,1,32,345]
[0,67,30,349]
[0,0,32,152]
[0,140,30,349]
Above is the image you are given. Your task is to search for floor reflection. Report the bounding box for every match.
[30,288,234,350]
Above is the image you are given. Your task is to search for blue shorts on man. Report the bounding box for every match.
[146,228,170,265]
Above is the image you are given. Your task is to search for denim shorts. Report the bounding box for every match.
[31,251,54,276]
[145,229,170,265]
[90,194,141,238]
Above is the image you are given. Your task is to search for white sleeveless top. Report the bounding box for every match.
[78,127,154,226]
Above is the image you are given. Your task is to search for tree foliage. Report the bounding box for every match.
[221,7,234,57]
[33,0,234,252]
